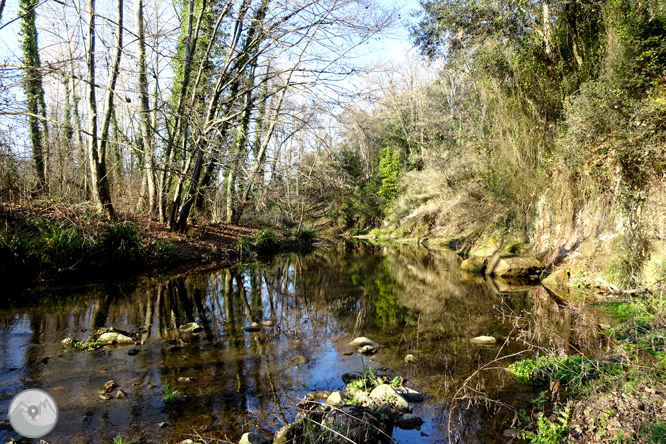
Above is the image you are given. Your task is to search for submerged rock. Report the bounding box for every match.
[396,413,424,430]
[404,354,418,363]
[179,322,203,333]
[290,355,310,365]
[260,320,275,327]
[239,432,269,444]
[306,390,333,400]
[243,323,261,332]
[98,332,134,344]
[349,337,376,347]
[470,336,497,345]
[115,390,127,399]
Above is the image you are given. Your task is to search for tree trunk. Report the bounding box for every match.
[135,0,156,213]
[99,0,124,185]
[19,0,48,194]
[86,0,115,219]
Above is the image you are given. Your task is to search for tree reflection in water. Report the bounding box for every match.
[0,245,607,443]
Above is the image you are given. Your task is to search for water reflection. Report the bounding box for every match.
[0,245,605,443]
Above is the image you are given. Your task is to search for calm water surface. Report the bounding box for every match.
[0,244,607,443]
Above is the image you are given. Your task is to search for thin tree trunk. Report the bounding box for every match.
[86,0,115,219]
[135,0,156,213]
[99,0,123,185]
[19,0,48,194]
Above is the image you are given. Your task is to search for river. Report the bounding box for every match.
[0,243,608,443]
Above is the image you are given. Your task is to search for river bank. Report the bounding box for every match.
[0,201,320,291]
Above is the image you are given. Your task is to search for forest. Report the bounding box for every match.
[1,0,665,287]
[1,0,666,442]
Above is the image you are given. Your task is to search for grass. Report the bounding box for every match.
[161,381,177,403]
[112,435,132,444]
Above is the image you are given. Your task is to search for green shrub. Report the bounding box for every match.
[298,227,317,242]
[253,228,277,253]
[100,222,144,267]
[236,237,254,258]
[521,403,571,444]
[38,223,90,269]
[154,240,177,262]
[509,355,622,389]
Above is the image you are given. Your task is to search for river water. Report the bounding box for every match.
[0,244,609,443]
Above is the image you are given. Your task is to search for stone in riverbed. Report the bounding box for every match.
[306,390,333,400]
[179,322,203,333]
[260,320,275,327]
[239,432,269,444]
[348,337,376,347]
[485,253,544,277]
[470,336,497,345]
[358,345,376,354]
[542,269,570,288]
[244,322,262,332]
[325,391,344,406]
[396,413,424,430]
[404,354,418,363]
[61,338,74,346]
[369,385,411,412]
[461,256,488,274]
[273,422,299,444]
[290,355,310,365]
[98,332,134,344]
[394,386,423,403]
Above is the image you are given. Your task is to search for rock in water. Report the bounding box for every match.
[325,391,344,406]
[460,256,487,274]
[404,354,417,363]
[260,320,274,327]
[358,345,376,354]
[61,338,74,346]
[115,390,127,399]
[98,332,134,344]
[542,269,570,288]
[348,337,376,347]
[485,253,544,277]
[179,322,203,333]
[243,325,261,332]
[290,355,310,365]
[396,413,424,430]
[369,385,411,412]
[239,432,270,444]
[394,386,423,402]
[273,423,298,444]
[470,336,497,345]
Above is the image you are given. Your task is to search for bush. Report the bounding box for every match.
[236,236,254,258]
[100,221,145,267]
[253,228,278,253]
[298,227,317,243]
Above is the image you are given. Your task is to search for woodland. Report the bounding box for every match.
[1,0,665,287]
